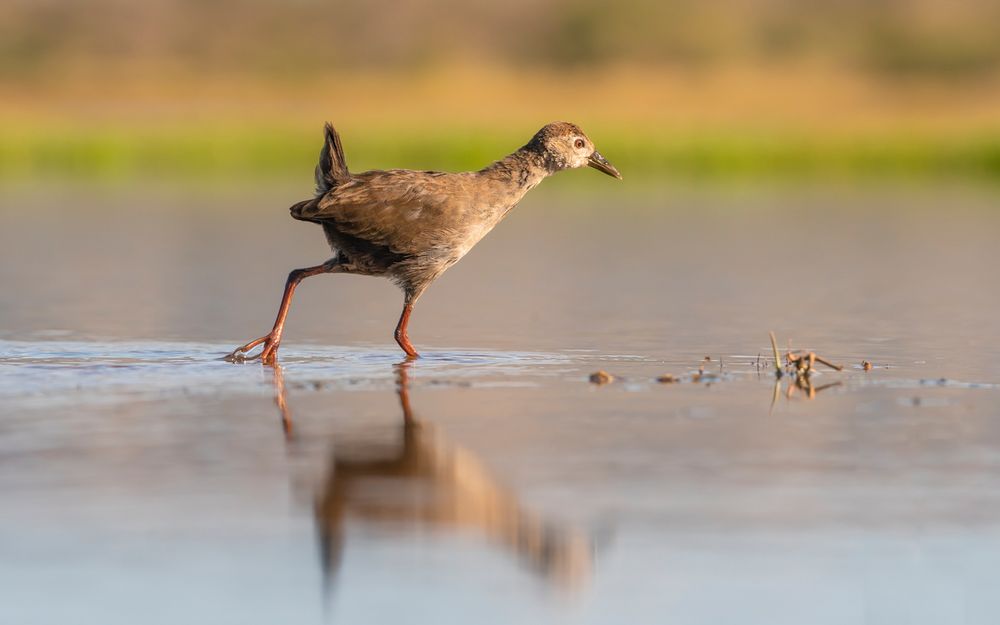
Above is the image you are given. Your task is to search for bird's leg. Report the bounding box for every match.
[226,261,336,364]
[394,300,419,359]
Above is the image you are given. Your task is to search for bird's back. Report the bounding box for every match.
[292,169,481,254]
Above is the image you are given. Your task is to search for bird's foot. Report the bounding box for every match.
[394,334,420,360]
[224,333,281,364]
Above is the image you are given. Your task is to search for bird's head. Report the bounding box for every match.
[527,122,622,180]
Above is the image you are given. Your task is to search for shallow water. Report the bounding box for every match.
[2,185,1000,624]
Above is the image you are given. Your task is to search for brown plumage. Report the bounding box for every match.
[226,121,621,363]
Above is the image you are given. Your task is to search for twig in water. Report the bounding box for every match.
[786,351,843,377]
[768,331,783,379]
[813,355,843,371]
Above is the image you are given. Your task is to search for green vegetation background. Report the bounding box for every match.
[2,0,999,183]
[4,126,999,183]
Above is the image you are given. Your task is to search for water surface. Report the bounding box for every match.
[2,185,1000,624]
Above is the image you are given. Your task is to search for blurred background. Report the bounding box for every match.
[2,0,999,184]
[5,4,1000,624]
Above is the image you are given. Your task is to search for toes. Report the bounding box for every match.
[224,334,276,364]
[241,337,268,352]
[224,346,262,363]
[223,349,246,363]
[224,351,251,363]
[225,346,273,364]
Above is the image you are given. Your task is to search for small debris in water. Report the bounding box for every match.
[918,377,950,386]
[786,351,842,375]
[770,331,842,378]
[862,360,873,371]
[697,356,712,376]
[589,370,614,385]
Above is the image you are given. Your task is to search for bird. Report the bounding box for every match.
[225,121,621,363]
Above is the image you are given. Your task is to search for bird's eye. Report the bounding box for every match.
[574,138,585,149]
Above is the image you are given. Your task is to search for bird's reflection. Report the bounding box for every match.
[269,361,592,591]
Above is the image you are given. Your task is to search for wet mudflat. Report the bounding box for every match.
[2,184,1000,624]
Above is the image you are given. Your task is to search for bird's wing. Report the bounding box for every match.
[292,170,469,255]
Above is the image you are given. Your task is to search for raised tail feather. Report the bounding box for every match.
[291,123,350,221]
[315,122,351,195]
[289,197,320,221]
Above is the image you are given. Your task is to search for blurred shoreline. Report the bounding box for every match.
[4,0,999,184]
[3,65,999,184]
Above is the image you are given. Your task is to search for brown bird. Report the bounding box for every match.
[225,121,621,363]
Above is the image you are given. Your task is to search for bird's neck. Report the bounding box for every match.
[479,146,554,194]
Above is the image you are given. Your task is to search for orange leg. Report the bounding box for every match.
[226,263,335,364]
[393,301,419,359]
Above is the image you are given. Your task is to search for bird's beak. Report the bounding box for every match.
[587,151,622,180]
